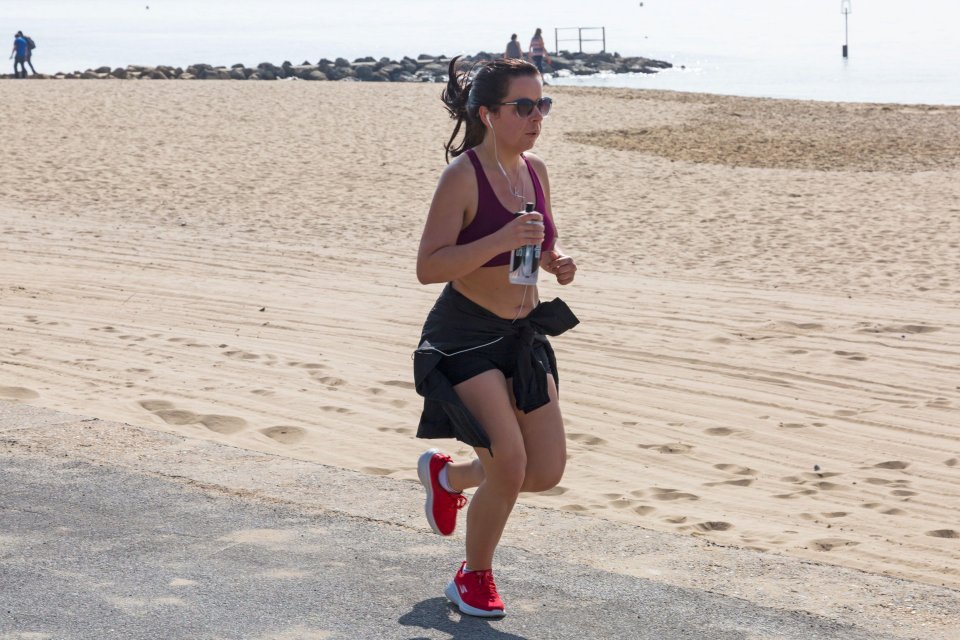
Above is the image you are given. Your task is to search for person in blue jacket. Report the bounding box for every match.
[10,31,28,78]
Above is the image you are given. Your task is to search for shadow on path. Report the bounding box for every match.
[398,597,529,639]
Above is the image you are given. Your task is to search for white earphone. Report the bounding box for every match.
[486,113,493,127]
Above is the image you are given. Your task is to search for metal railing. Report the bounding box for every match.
[553,27,606,55]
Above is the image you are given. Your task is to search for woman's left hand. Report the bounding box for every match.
[541,249,577,285]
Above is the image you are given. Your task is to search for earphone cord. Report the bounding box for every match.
[511,285,528,323]
[489,116,524,201]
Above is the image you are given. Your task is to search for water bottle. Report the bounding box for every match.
[508,202,542,286]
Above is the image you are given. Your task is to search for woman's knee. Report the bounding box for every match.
[483,451,527,494]
[521,458,566,493]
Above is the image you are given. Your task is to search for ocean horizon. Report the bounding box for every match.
[6,0,959,105]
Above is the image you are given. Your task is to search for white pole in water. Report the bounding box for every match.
[841,0,852,58]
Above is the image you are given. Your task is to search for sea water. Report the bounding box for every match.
[6,0,958,105]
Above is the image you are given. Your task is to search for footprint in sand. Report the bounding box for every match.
[874,460,910,470]
[0,386,39,401]
[382,380,415,390]
[833,350,868,361]
[223,349,260,361]
[834,409,858,417]
[704,478,754,487]
[925,529,959,539]
[540,486,569,496]
[568,433,607,446]
[138,399,247,434]
[773,489,817,499]
[945,458,958,467]
[259,426,306,444]
[692,521,733,532]
[714,464,756,475]
[376,426,413,435]
[639,442,693,454]
[311,374,346,388]
[198,414,247,434]
[663,515,687,524]
[891,489,917,497]
[704,427,745,437]
[320,405,351,414]
[651,488,700,501]
[633,505,656,516]
[809,538,860,552]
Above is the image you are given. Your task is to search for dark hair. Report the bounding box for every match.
[533,28,542,38]
[510,34,517,40]
[441,55,539,162]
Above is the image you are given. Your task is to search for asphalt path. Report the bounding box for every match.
[0,403,910,639]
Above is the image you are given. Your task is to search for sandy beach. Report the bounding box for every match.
[2,80,959,621]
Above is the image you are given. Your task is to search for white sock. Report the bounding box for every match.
[438,465,460,494]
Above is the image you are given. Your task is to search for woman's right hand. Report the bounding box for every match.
[498,212,544,252]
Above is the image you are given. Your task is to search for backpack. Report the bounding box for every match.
[26,37,36,50]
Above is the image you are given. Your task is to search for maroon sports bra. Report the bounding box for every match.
[457,148,557,267]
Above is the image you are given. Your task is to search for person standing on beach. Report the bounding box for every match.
[504,34,523,60]
[413,55,578,618]
[23,33,36,75]
[10,31,28,78]
[528,28,551,74]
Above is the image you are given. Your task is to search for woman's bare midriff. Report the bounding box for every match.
[453,266,539,320]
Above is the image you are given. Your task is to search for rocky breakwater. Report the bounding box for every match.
[5,51,671,81]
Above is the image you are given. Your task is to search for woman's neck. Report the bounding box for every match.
[476,138,523,170]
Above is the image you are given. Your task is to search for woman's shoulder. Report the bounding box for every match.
[523,152,548,174]
[437,152,478,190]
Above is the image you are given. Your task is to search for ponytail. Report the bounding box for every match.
[441,55,540,163]
[441,57,486,163]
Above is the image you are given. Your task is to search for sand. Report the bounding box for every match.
[2,80,958,607]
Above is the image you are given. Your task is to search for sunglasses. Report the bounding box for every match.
[499,97,553,118]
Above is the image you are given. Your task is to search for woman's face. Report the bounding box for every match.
[488,75,546,153]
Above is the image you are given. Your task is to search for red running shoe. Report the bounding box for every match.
[417,448,467,536]
[444,561,506,618]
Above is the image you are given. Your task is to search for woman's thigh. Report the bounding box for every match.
[453,369,527,487]
[510,375,566,491]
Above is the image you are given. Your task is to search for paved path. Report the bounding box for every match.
[0,402,939,639]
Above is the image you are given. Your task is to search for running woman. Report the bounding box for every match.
[413,55,579,618]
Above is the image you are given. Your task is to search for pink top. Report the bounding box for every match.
[457,148,556,267]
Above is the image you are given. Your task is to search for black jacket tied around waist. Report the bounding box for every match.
[413,284,579,454]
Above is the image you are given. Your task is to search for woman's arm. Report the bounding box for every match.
[416,161,543,284]
[527,154,577,285]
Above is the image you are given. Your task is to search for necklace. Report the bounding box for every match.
[496,156,525,202]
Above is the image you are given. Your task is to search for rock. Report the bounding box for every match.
[355,64,375,80]
[354,56,376,63]
[391,71,417,82]
[95,66,111,74]
[149,69,168,80]
[306,70,328,81]
[180,72,196,80]
[325,66,355,81]
[80,71,99,79]
[111,67,127,79]
[229,67,246,80]
[334,57,351,67]
[417,53,435,61]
